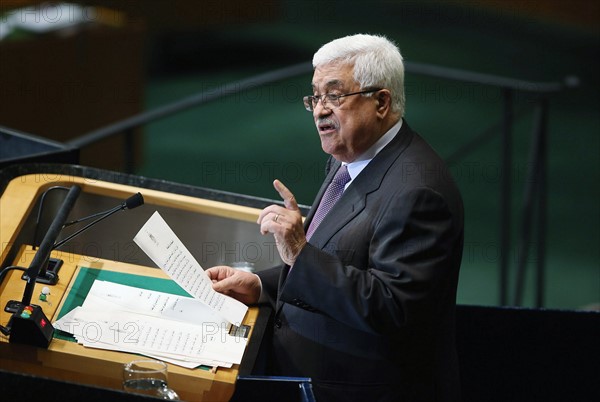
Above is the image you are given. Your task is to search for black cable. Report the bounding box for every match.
[0,265,26,287]
[0,265,27,337]
[32,186,70,250]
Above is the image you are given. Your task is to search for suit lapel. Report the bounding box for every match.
[308,122,414,246]
[275,122,414,315]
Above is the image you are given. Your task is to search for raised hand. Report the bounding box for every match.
[257,180,307,266]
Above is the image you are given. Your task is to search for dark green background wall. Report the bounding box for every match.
[133,1,599,310]
[4,1,598,309]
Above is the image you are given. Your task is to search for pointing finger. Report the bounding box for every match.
[273,179,298,211]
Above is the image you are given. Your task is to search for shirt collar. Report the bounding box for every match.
[345,119,403,181]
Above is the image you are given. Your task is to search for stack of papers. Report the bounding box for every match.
[54,211,249,368]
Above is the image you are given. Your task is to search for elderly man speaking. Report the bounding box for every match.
[207,34,464,402]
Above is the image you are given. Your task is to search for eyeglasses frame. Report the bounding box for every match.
[303,88,383,112]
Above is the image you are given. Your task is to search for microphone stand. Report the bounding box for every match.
[3,185,81,348]
[27,186,70,285]
[1,189,144,347]
[22,185,81,306]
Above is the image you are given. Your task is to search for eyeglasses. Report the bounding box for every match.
[303,88,382,112]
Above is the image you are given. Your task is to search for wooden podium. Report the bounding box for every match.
[0,165,273,401]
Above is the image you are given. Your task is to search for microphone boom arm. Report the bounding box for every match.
[53,204,123,250]
[53,192,143,250]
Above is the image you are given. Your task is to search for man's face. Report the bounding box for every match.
[311,63,381,163]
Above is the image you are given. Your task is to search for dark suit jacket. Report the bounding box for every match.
[257,121,464,402]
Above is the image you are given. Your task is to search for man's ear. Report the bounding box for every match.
[376,90,392,118]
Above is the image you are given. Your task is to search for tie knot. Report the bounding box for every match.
[332,165,351,186]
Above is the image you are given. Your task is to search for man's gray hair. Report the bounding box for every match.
[313,34,405,116]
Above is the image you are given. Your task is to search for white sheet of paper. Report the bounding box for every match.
[54,306,247,366]
[133,211,247,325]
[84,280,229,327]
[54,306,234,368]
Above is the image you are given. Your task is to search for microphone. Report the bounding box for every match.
[2,185,81,347]
[125,192,145,209]
[3,190,144,348]
[53,192,144,250]
[24,192,145,285]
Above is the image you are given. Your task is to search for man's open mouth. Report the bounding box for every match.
[318,119,338,133]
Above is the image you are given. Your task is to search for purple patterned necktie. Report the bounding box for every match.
[306,165,351,240]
